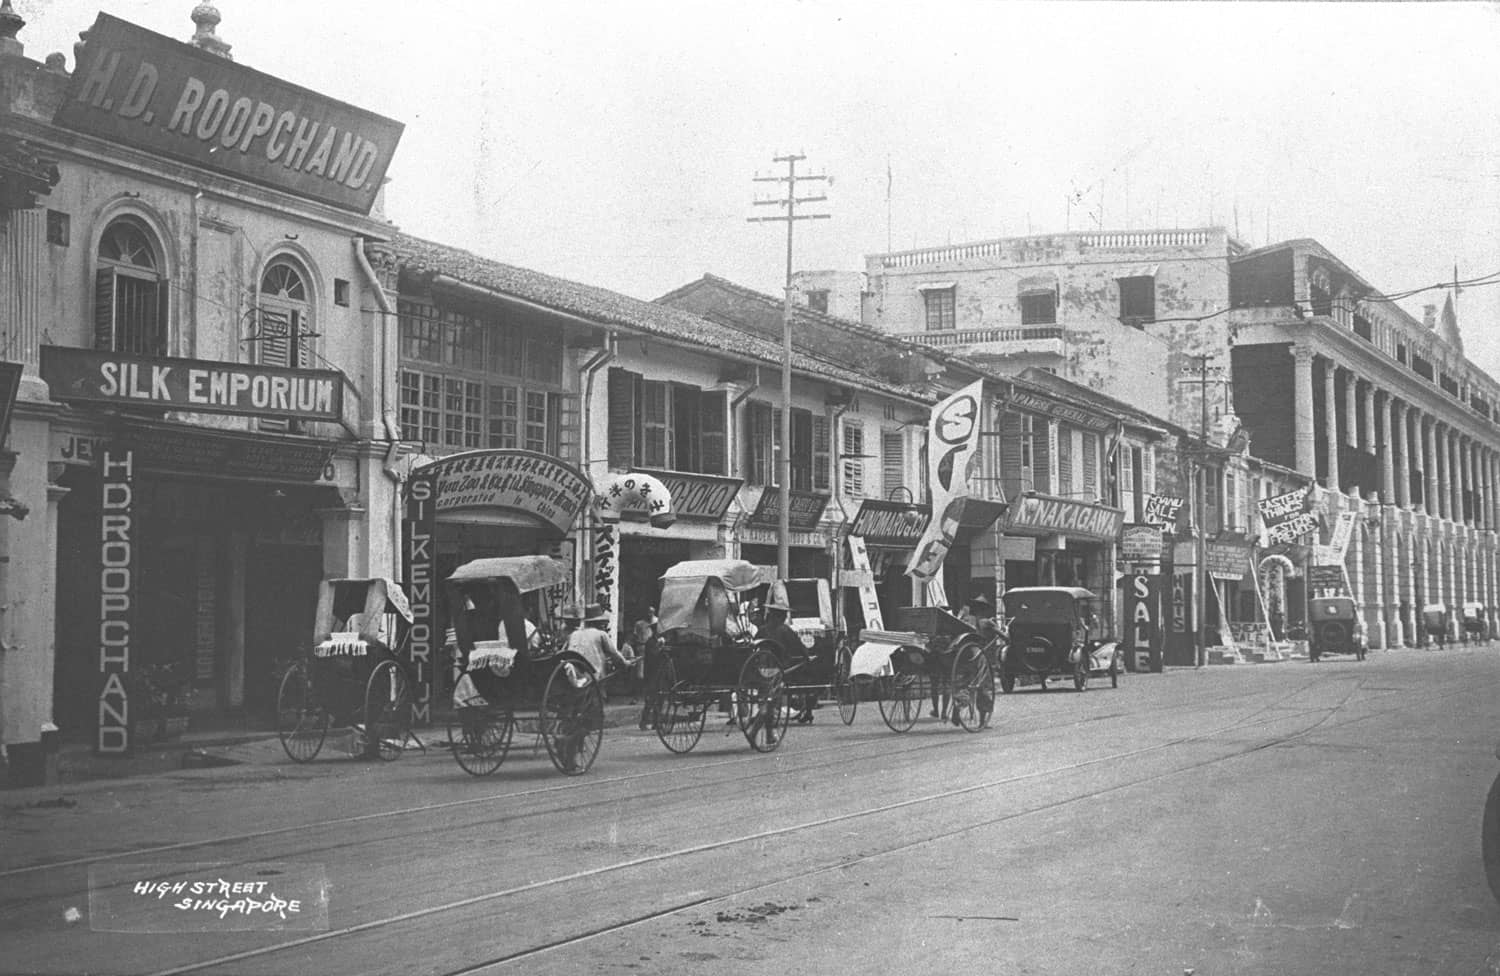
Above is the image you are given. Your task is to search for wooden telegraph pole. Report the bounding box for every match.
[749,153,829,578]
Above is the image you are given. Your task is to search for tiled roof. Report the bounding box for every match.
[381,232,929,402]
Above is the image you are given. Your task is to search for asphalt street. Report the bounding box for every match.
[3,647,1499,976]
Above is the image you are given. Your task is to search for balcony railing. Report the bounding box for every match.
[894,325,1064,349]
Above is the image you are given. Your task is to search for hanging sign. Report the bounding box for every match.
[417,450,591,534]
[1143,493,1183,530]
[1259,487,1318,545]
[910,379,986,581]
[1123,572,1162,673]
[404,469,436,722]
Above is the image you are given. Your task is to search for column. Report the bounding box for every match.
[1450,429,1463,523]
[1293,345,1317,478]
[1436,425,1450,521]
[1350,502,1367,642]
[1323,360,1340,490]
[1380,395,1396,504]
[1404,525,1418,644]
[1424,417,1439,517]
[1371,506,1387,649]
[1395,402,1411,508]
[1463,436,1475,525]
[1345,370,1358,450]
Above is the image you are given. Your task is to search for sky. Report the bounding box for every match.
[17,1,1500,375]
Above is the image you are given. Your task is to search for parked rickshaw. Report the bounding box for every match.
[445,556,613,777]
[276,577,421,763]
[999,586,1121,692]
[1308,595,1366,662]
[1463,602,1489,643]
[648,559,791,754]
[842,605,996,733]
[775,577,848,723]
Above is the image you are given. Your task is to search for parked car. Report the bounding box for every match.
[1308,596,1366,662]
[999,586,1121,692]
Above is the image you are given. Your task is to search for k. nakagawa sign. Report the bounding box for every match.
[56,14,403,214]
[41,347,344,423]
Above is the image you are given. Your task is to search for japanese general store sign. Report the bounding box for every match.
[636,470,742,521]
[1006,495,1124,541]
[416,450,590,535]
[56,14,403,214]
[41,347,344,423]
[848,499,930,547]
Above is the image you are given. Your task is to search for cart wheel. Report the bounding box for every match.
[449,703,513,776]
[361,660,412,761]
[542,661,605,776]
[1483,771,1500,904]
[737,648,789,753]
[652,658,706,754]
[1000,671,1017,694]
[878,663,927,733]
[950,643,994,732]
[276,661,329,763]
[834,644,858,725]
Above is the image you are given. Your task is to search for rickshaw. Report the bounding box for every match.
[841,605,997,733]
[773,577,848,723]
[276,577,421,763]
[1308,595,1366,662]
[999,586,1121,692]
[648,559,791,754]
[1463,602,1489,643]
[445,556,611,777]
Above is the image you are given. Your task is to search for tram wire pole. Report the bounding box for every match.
[749,153,829,578]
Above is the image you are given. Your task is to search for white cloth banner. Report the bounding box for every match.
[908,379,986,582]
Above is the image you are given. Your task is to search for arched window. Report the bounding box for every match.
[95,216,167,355]
[256,259,311,369]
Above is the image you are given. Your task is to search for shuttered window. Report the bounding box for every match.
[640,381,670,468]
[95,218,167,357]
[746,401,775,486]
[607,368,640,467]
[257,260,311,432]
[1082,433,1097,496]
[701,391,727,476]
[813,416,831,491]
[999,411,1025,503]
[1057,423,1073,498]
[1032,418,1052,495]
[842,420,865,497]
[882,430,906,500]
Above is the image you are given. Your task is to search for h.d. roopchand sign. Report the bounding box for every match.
[55,14,402,215]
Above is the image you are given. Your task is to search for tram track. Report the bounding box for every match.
[133,666,1483,976]
[0,667,1378,888]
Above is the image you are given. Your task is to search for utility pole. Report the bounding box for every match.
[749,153,830,579]
[1180,355,1229,668]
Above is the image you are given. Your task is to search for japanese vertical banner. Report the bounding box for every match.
[908,379,985,582]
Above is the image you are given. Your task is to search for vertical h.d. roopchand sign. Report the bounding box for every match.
[55,14,403,215]
[98,449,136,755]
[404,470,436,723]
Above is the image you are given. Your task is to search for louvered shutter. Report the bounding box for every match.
[1033,418,1052,495]
[1083,433,1097,496]
[150,278,169,356]
[999,411,1024,503]
[812,416,831,491]
[607,368,640,467]
[1058,424,1073,498]
[882,431,905,500]
[258,307,293,368]
[700,389,727,475]
[94,268,116,350]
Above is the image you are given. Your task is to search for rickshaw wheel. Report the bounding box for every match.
[878,659,927,733]
[653,658,706,754]
[276,661,329,763]
[541,661,605,776]
[363,660,412,761]
[449,703,513,776]
[834,644,858,726]
[738,647,789,753]
[950,643,994,732]
[1483,770,1500,904]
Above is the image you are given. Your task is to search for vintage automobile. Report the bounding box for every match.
[1308,596,1366,662]
[999,586,1121,692]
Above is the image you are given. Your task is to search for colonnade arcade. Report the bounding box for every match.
[1291,344,1500,645]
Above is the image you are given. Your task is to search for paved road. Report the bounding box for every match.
[3,648,1499,975]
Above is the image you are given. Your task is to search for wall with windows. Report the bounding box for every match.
[859,229,1236,430]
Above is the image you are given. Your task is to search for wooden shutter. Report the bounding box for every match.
[1033,418,1052,495]
[671,383,699,472]
[258,307,292,368]
[812,416,831,491]
[607,368,639,468]
[700,389,727,475]
[151,277,169,356]
[552,392,581,464]
[999,411,1024,504]
[1082,433,1097,496]
[882,430,905,500]
[94,268,116,350]
[1058,423,1073,498]
[745,401,773,485]
[790,408,813,491]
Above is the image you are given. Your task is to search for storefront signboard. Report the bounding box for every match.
[998,535,1036,562]
[41,347,346,423]
[118,421,331,482]
[97,448,135,756]
[416,450,591,535]
[1121,524,1163,565]
[56,14,403,215]
[1143,493,1183,530]
[1257,486,1316,546]
[1123,572,1162,673]
[848,499,930,547]
[635,470,741,521]
[745,487,830,531]
[1205,541,1250,581]
[738,527,827,548]
[404,468,438,712]
[1005,495,1124,541]
[1007,389,1113,430]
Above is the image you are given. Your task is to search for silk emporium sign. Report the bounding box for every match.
[55,14,403,214]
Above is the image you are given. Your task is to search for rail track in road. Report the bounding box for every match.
[117,667,1489,976]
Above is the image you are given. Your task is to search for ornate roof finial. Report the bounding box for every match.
[0,0,26,58]
[190,3,232,60]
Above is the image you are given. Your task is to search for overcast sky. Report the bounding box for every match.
[20,1,1500,376]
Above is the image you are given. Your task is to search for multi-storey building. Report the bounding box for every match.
[0,6,406,776]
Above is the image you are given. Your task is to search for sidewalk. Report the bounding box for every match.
[2,698,652,791]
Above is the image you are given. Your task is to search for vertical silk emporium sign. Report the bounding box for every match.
[909,380,986,582]
[404,469,436,722]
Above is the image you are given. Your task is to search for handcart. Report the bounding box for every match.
[648,559,791,754]
[843,605,996,733]
[445,556,614,777]
[276,577,424,762]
